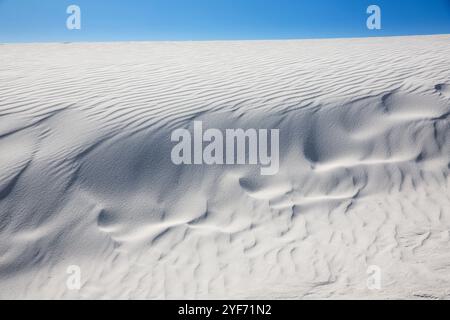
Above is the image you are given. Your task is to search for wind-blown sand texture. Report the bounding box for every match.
[0,35,449,299]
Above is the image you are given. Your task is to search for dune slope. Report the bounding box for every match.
[0,35,449,299]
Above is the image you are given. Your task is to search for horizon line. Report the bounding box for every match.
[2,32,449,45]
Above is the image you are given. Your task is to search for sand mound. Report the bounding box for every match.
[0,35,449,299]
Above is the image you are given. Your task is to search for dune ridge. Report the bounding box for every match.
[0,35,449,299]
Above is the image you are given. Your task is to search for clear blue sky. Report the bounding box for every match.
[1,0,450,42]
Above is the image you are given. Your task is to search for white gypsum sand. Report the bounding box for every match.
[0,35,449,299]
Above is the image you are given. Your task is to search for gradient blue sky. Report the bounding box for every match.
[1,0,450,42]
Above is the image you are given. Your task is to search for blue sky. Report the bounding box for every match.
[1,0,450,42]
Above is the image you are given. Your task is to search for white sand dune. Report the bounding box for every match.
[0,35,449,299]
